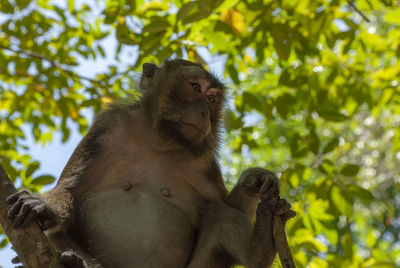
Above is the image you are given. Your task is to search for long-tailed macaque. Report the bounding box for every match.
[6,59,294,268]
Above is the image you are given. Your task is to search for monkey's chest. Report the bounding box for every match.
[74,185,199,268]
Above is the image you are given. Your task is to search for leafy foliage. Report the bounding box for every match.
[1,0,400,266]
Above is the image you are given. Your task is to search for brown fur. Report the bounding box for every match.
[6,60,293,268]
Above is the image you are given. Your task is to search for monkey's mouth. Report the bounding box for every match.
[180,121,210,142]
[181,122,202,131]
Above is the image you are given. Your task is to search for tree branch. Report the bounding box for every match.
[347,0,370,23]
[0,45,107,88]
[0,164,63,268]
[273,214,296,268]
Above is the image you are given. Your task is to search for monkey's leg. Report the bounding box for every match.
[10,231,105,268]
[186,201,251,268]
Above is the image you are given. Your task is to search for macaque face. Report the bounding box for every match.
[141,60,224,154]
[175,68,224,144]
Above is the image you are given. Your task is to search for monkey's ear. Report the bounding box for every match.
[140,63,158,90]
[142,63,157,77]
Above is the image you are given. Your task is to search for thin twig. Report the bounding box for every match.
[347,0,370,23]
[0,45,107,87]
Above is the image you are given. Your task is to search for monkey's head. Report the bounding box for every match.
[140,59,225,156]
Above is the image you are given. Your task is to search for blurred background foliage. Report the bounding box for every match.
[0,0,400,267]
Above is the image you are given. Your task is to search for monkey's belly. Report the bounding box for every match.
[74,185,197,268]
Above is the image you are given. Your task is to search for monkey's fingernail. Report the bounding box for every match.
[119,181,132,191]
[161,187,171,197]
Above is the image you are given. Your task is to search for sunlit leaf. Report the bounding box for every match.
[384,7,400,25]
[220,9,244,35]
[330,185,353,216]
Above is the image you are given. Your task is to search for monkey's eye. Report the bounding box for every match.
[207,94,216,103]
[191,83,201,92]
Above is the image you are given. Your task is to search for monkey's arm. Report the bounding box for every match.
[7,111,106,232]
[6,109,120,267]
[226,176,259,219]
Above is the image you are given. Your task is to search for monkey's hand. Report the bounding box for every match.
[255,173,295,224]
[256,171,280,209]
[240,168,278,196]
[275,198,296,224]
[6,190,57,230]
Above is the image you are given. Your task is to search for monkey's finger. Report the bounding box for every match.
[20,209,38,228]
[260,185,279,204]
[13,203,33,228]
[39,218,56,231]
[7,198,24,220]
[6,191,29,205]
[281,209,296,223]
[259,179,277,195]
[276,199,291,215]
[285,209,296,219]
[276,198,293,213]
[11,256,20,264]
[36,205,57,230]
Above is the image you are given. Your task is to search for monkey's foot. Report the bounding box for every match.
[61,250,86,268]
[61,250,104,268]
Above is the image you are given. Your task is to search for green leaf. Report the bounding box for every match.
[26,161,40,178]
[224,110,243,131]
[347,185,373,203]
[15,0,30,9]
[322,137,339,154]
[341,233,353,258]
[275,94,295,118]
[143,17,171,33]
[1,160,18,181]
[340,164,359,176]
[32,175,55,185]
[177,2,211,24]
[228,64,239,84]
[214,21,235,35]
[0,236,9,248]
[317,109,348,121]
[203,26,227,51]
[0,1,15,13]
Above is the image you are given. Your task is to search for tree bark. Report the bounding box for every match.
[0,164,63,268]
